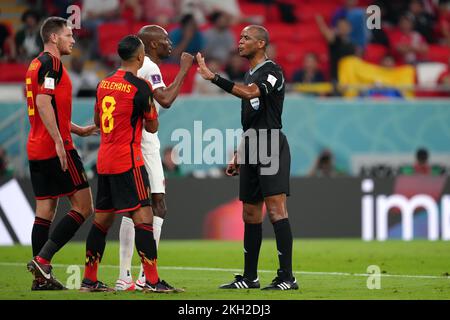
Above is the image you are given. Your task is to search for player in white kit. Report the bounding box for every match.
[115,25,194,291]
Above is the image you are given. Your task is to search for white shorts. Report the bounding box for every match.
[143,152,165,194]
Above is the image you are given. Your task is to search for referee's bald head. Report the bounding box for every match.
[245,25,269,48]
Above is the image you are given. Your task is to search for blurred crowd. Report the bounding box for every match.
[1,1,450,180]
[0,0,449,97]
[157,145,449,178]
[1,140,447,179]
[308,147,448,178]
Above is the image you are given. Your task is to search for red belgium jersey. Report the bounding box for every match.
[96,69,157,174]
[25,52,74,160]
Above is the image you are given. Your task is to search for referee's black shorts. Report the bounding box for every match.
[96,165,151,214]
[29,149,89,200]
[239,131,290,203]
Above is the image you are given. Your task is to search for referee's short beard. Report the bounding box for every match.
[240,49,255,60]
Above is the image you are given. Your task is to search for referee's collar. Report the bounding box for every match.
[249,60,273,75]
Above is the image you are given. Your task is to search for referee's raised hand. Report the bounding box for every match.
[196,52,215,80]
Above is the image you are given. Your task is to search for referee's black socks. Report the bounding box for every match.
[272,218,293,280]
[37,210,85,262]
[243,222,262,281]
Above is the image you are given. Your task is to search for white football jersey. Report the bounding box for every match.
[138,56,166,154]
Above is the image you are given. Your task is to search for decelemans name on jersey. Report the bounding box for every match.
[99,80,132,93]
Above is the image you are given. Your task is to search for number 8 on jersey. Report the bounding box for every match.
[101,96,116,134]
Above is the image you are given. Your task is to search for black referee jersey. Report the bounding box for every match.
[241,59,285,132]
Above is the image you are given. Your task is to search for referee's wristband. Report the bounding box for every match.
[211,74,234,93]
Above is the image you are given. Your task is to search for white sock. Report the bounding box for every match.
[137,216,164,283]
[137,264,145,283]
[153,216,164,248]
[119,216,135,281]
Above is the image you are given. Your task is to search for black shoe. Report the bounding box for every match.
[219,274,260,289]
[144,279,185,293]
[27,259,66,290]
[31,278,65,291]
[261,270,299,291]
[80,278,115,292]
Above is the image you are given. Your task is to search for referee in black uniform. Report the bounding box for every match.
[196,25,297,291]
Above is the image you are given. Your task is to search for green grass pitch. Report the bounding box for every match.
[0,239,449,300]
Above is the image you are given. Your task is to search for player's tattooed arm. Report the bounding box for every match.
[144,118,158,133]
[144,103,158,133]
[196,52,261,100]
[154,52,194,108]
[36,94,67,171]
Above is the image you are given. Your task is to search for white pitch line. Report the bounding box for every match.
[0,262,448,280]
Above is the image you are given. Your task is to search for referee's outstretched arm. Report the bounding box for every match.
[196,52,261,100]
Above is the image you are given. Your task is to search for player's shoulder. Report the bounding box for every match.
[37,52,60,71]
[36,52,51,65]
[125,72,153,94]
[139,56,161,75]
[145,56,160,70]
[104,69,117,79]
[97,69,118,87]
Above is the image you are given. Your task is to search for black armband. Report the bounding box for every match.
[211,74,235,93]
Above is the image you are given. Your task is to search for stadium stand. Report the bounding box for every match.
[0,0,450,97]
[427,44,450,63]
[98,22,131,57]
[363,44,388,64]
[0,62,28,82]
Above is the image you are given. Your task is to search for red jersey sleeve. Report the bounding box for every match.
[36,54,62,96]
[135,79,157,120]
